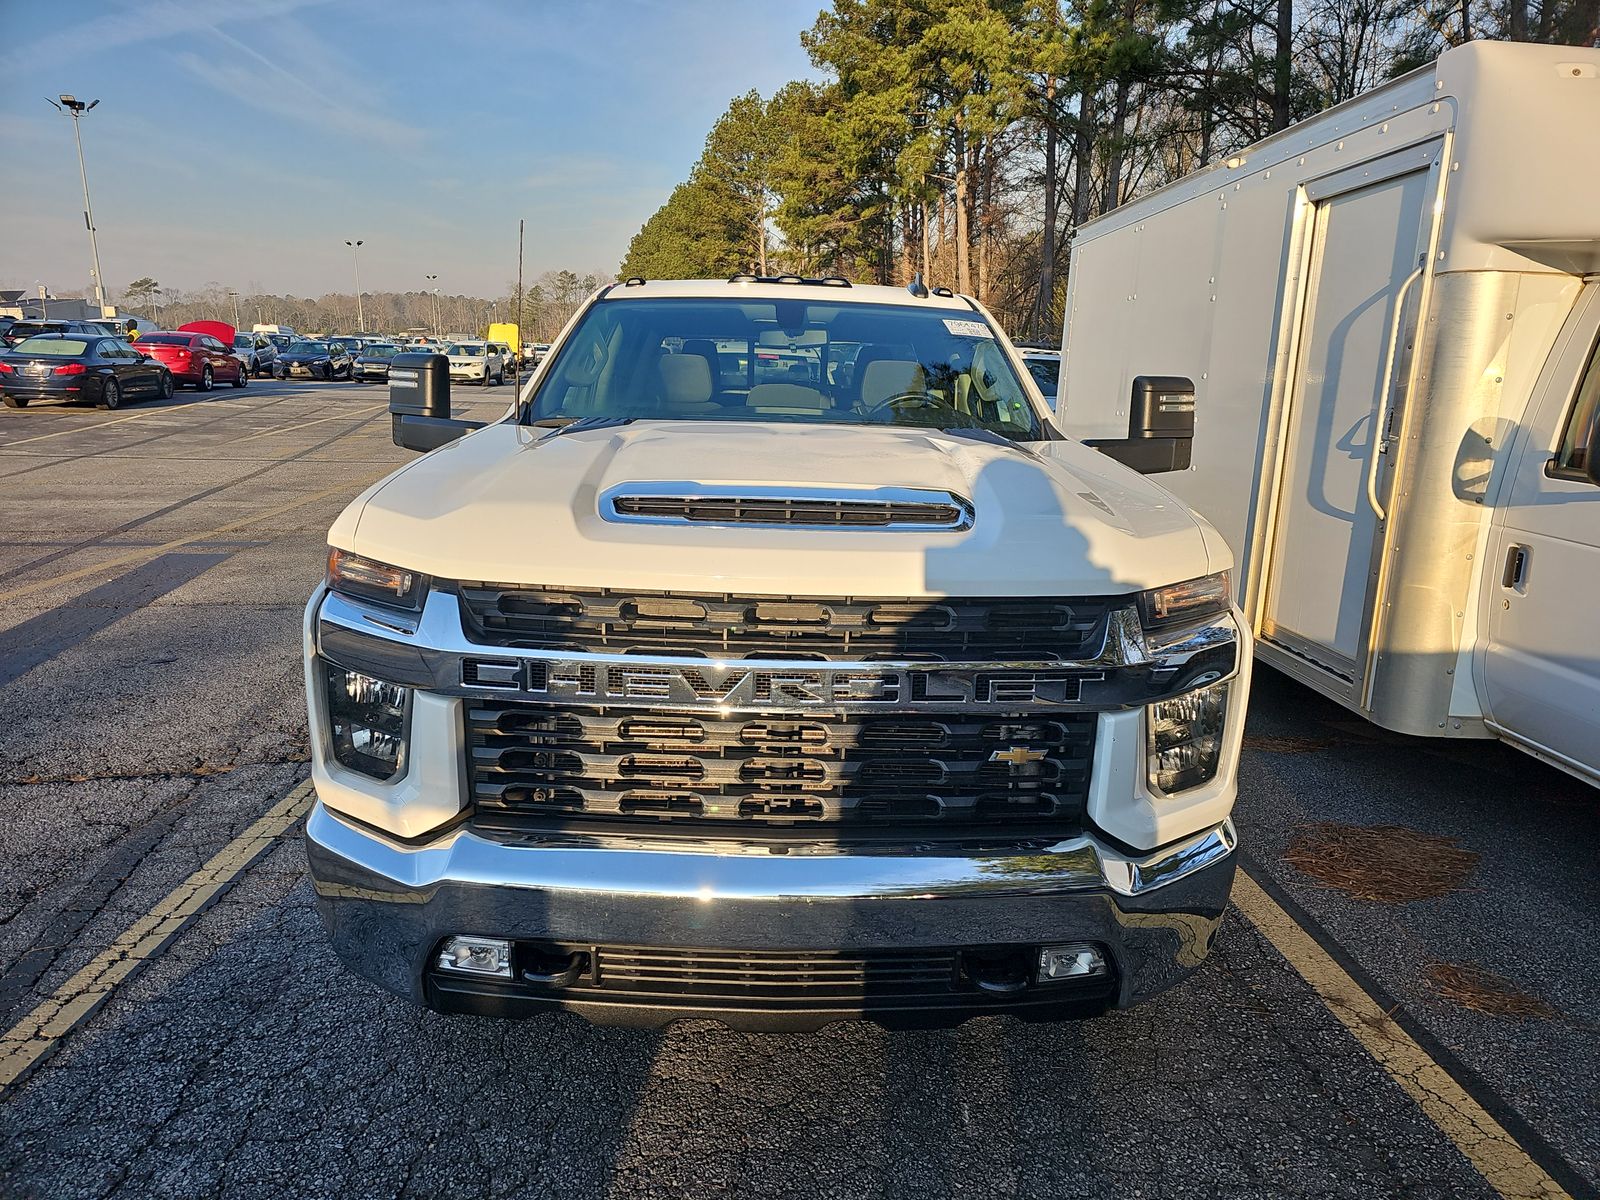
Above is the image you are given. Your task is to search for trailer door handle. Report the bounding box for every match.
[1502,544,1529,590]
[1366,263,1425,523]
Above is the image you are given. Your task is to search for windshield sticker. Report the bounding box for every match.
[943,319,993,339]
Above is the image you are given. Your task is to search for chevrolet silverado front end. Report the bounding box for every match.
[302,278,1250,1030]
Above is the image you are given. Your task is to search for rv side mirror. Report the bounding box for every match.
[1085,375,1196,473]
[388,352,484,452]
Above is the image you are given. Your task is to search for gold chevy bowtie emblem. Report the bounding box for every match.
[990,746,1047,766]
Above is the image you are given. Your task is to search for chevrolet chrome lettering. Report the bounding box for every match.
[313,589,1239,714]
[489,656,1100,707]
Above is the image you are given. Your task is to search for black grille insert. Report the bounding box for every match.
[607,494,969,529]
[467,701,1095,833]
[457,586,1111,662]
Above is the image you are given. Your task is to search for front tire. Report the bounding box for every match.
[274,362,287,380]
[198,366,214,392]
[232,364,248,388]
[100,379,121,410]
[159,371,175,399]
[3,395,27,408]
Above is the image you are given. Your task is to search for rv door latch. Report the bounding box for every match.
[1502,544,1529,590]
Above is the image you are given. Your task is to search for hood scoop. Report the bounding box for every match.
[600,483,974,531]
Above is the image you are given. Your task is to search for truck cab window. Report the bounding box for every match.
[1554,334,1600,479]
[526,297,1043,441]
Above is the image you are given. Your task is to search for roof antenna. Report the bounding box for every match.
[907,272,929,299]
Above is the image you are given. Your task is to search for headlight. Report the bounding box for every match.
[327,547,425,610]
[325,664,410,781]
[1139,571,1230,631]
[1146,680,1228,794]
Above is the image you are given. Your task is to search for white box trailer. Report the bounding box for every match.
[1055,42,1600,785]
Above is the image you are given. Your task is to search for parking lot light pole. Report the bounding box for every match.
[227,289,240,330]
[47,95,107,316]
[345,239,365,332]
[426,274,438,338]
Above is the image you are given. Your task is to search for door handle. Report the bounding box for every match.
[1366,262,1425,523]
[1502,544,1529,590]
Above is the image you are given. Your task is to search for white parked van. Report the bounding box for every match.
[1055,42,1600,786]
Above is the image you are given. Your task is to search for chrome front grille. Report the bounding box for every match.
[467,701,1095,832]
[457,586,1112,663]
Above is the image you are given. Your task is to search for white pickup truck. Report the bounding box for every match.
[302,277,1251,1029]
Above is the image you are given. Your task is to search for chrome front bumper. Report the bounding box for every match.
[304,800,1237,1027]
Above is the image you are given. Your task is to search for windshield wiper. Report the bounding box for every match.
[534,415,636,440]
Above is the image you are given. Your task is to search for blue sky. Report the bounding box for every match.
[0,0,824,301]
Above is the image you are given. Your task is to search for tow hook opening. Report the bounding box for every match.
[961,947,1033,996]
[520,945,590,988]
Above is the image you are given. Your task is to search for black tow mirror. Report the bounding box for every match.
[388,352,485,452]
[1086,375,1196,474]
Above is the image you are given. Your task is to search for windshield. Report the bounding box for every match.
[447,343,484,355]
[233,335,254,348]
[13,337,88,356]
[362,345,399,358]
[287,341,329,354]
[1024,357,1060,391]
[525,298,1042,440]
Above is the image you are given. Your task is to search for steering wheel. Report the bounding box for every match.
[864,391,962,422]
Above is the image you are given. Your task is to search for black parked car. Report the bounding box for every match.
[0,334,174,409]
[278,339,354,380]
[351,342,402,382]
[2,319,114,349]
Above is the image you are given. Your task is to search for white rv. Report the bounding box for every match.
[1056,42,1600,786]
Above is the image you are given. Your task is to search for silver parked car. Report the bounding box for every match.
[232,332,285,379]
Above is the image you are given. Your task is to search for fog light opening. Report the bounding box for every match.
[436,936,512,978]
[1037,943,1108,983]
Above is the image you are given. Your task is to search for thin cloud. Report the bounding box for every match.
[0,0,328,76]
[175,26,419,148]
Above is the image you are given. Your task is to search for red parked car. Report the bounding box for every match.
[133,331,247,391]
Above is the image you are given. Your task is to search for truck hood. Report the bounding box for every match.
[337,421,1217,597]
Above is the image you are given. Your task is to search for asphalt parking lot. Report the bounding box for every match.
[0,378,1594,1200]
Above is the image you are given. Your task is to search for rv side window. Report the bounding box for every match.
[1552,334,1600,481]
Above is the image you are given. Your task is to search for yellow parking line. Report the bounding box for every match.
[226,404,388,444]
[0,410,153,448]
[1232,871,1570,1200]
[0,781,314,1096]
[0,473,384,605]
[0,395,275,450]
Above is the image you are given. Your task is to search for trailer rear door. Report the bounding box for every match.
[1261,160,1434,688]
